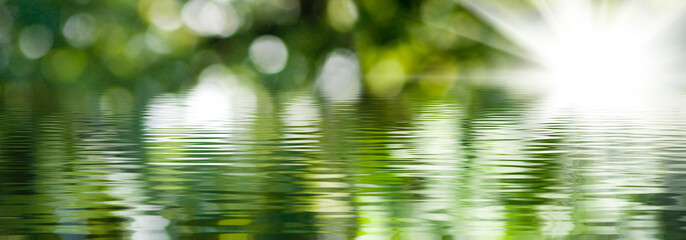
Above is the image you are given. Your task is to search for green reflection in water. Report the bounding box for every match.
[1,84,686,239]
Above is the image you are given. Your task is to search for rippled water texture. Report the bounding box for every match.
[2,85,686,239]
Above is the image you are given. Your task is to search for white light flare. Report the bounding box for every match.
[461,0,686,109]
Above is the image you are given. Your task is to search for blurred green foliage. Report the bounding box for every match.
[0,0,514,106]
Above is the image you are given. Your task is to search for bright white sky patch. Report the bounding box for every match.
[316,48,362,102]
[249,35,288,74]
[182,0,241,37]
[184,64,256,129]
[461,0,686,109]
[144,64,257,133]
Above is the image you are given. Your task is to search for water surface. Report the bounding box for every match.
[2,86,686,240]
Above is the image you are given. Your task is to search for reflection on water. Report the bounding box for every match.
[2,83,686,239]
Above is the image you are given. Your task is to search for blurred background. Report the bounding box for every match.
[0,0,519,108]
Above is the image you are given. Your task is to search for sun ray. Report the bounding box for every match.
[413,17,529,59]
[457,0,686,109]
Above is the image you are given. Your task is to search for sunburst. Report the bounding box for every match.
[460,0,686,108]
